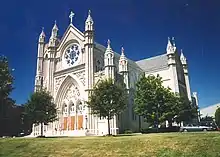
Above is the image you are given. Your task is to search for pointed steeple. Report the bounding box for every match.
[105,39,113,53]
[53,20,58,31]
[180,49,187,65]
[172,37,177,51]
[39,27,46,43]
[166,37,175,54]
[85,10,94,31]
[172,37,175,47]
[86,10,93,24]
[121,47,125,56]
[119,46,127,64]
[49,21,59,47]
[120,47,126,60]
[51,20,58,38]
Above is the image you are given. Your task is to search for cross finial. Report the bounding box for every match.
[88,10,91,15]
[69,11,75,24]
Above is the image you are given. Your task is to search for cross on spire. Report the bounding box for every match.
[69,11,75,24]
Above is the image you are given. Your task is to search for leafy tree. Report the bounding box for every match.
[174,96,198,126]
[160,90,179,127]
[134,74,168,127]
[215,108,220,127]
[134,74,198,128]
[24,89,57,136]
[0,56,14,100]
[0,56,15,136]
[200,116,215,128]
[87,78,128,135]
[200,116,214,122]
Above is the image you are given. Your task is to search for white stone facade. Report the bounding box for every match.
[31,11,197,137]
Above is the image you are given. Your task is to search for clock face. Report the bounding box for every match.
[64,44,81,66]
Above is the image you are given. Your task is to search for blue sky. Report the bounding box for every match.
[0,0,219,108]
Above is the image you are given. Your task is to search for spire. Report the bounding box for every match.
[85,10,94,31]
[168,37,173,46]
[39,27,46,43]
[86,10,93,24]
[49,21,58,47]
[69,11,75,25]
[180,49,187,64]
[120,47,126,60]
[53,20,58,31]
[50,20,58,39]
[172,37,175,47]
[166,37,175,54]
[119,46,128,73]
[121,47,125,56]
[105,39,112,53]
[107,39,111,48]
[40,27,45,38]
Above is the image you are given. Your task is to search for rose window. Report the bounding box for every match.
[64,44,81,66]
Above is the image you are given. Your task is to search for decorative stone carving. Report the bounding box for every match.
[73,71,85,86]
[55,76,66,94]
[64,84,80,102]
[94,70,105,84]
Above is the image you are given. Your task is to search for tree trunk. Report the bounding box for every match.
[41,122,43,137]
[138,116,141,132]
[168,120,172,128]
[107,116,111,135]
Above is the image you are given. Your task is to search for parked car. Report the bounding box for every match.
[180,124,213,132]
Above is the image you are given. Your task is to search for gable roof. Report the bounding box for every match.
[136,54,168,72]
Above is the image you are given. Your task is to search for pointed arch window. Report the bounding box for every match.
[63,104,68,116]
[70,103,75,112]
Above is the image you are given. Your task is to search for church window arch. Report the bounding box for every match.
[63,104,68,116]
[70,103,75,112]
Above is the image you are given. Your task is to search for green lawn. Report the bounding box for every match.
[0,132,220,157]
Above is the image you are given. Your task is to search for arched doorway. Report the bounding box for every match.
[55,75,86,134]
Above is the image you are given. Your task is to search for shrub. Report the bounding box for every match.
[140,126,180,134]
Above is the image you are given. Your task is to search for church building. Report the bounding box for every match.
[31,10,198,137]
